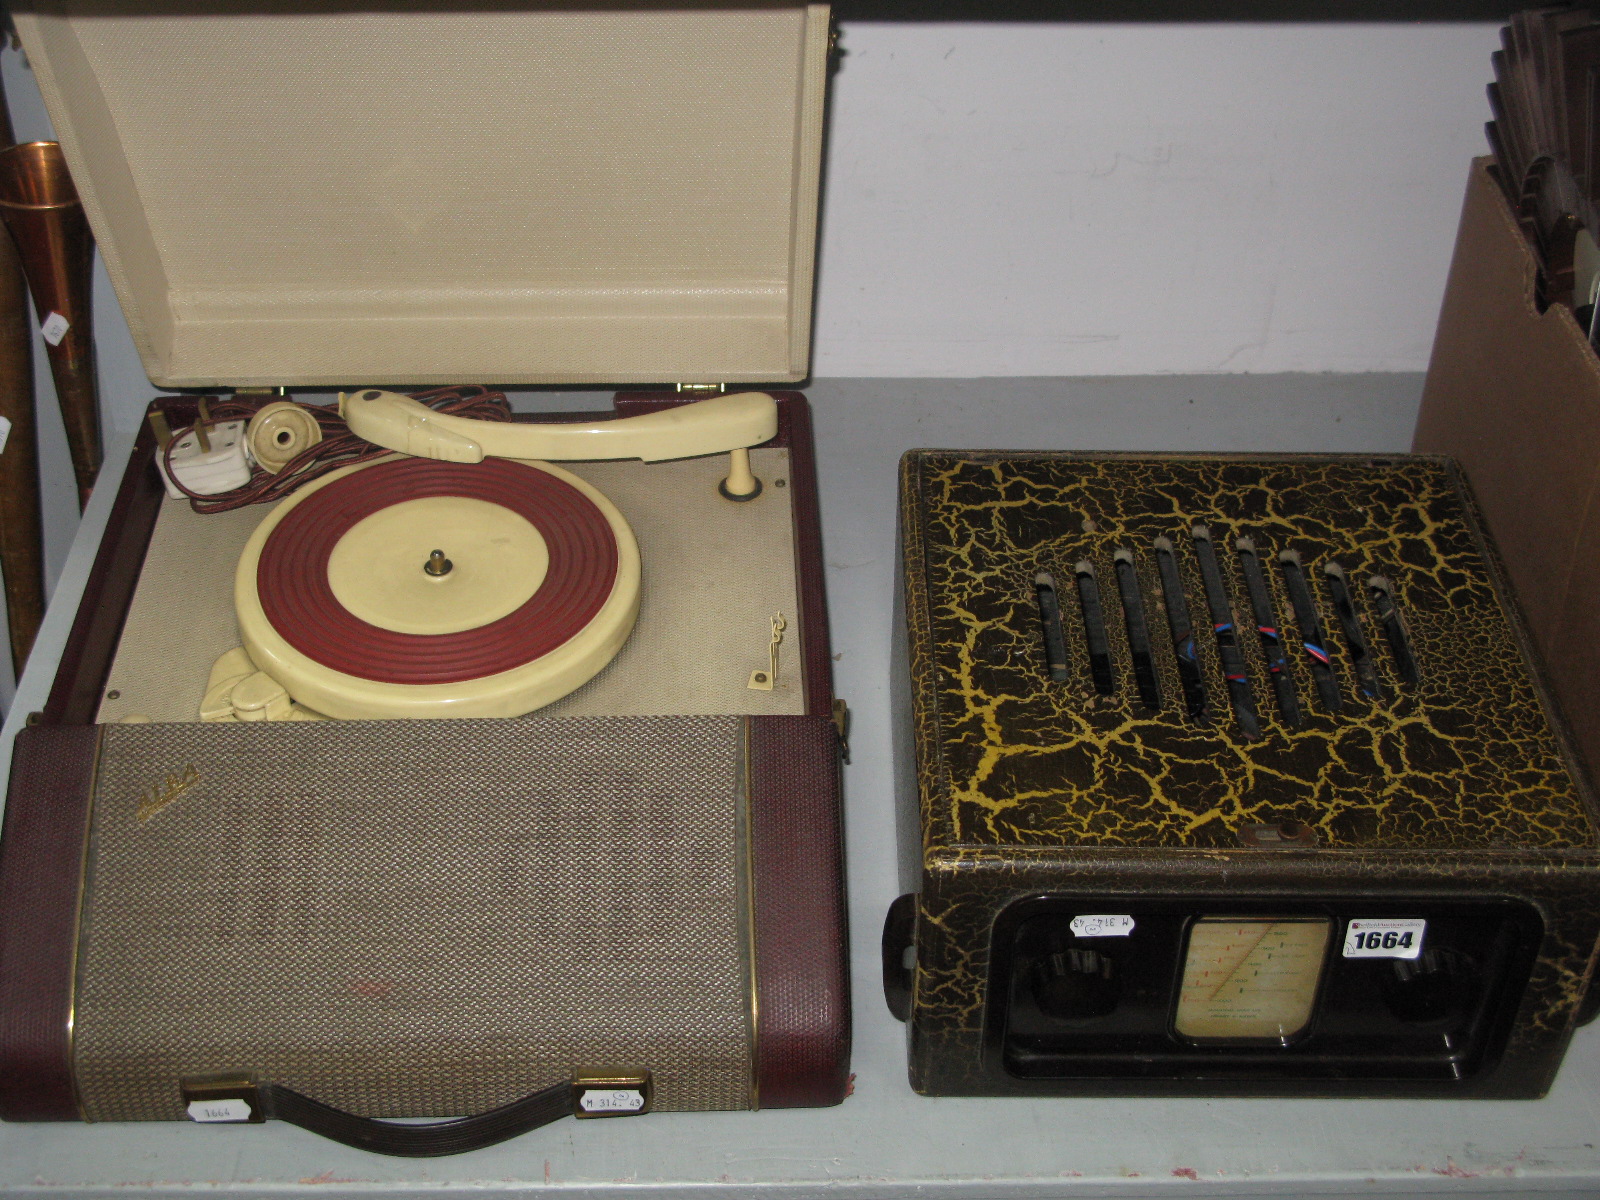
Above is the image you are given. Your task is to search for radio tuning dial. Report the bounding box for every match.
[1031,945,1119,1021]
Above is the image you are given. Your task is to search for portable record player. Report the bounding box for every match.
[0,1,847,1156]
[886,451,1600,1100]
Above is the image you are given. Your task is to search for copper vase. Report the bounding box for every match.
[0,142,101,510]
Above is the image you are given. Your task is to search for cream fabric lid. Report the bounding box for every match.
[12,1,830,388]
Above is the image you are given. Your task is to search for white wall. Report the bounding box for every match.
[813,22,1500,376]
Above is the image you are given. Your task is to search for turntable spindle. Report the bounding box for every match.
[424,549,453,578]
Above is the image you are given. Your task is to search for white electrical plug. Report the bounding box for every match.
[157,419,253,499]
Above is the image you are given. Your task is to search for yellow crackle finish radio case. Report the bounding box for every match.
[885,451,1600,1099]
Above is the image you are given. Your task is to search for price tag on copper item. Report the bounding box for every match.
[40,311,69,346]
[1069,914,1135,938]
[1343,918,1425,959]
[578,1088,646,1115]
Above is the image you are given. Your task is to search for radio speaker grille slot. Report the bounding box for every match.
[1038,533,1420,732]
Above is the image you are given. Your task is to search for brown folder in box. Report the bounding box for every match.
[1416,156,1600,782]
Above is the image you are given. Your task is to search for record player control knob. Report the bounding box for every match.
[423,549,453,578]
[1031,946,1120,1022]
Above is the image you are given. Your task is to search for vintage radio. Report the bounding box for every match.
[0,1,847,1157]
[885,451,1600,1099]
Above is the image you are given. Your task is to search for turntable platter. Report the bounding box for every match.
[235,456,640,720]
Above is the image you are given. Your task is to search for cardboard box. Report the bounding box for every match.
[1416,157,1600,781]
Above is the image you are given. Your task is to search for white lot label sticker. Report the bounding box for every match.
[1070,914,1135,938]
[186,1098,252,1123]
[579,1088,646,1114]
[1343,918,1425,959]
[40,312,69,346]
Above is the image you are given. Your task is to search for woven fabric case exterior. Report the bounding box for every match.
[0,717,848,1124]
[895,451,1600,1099]
[72,713,745,1120]
[77,716,752,1120]
[10,3,831,387]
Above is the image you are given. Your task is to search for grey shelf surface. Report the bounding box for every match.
[8,374,1600,1199]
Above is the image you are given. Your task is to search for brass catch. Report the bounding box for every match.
[832,698,851,763]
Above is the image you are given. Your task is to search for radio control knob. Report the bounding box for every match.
[1381,948,1476,1024]
[1030,945,1119,1021]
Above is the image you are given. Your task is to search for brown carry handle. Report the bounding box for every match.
[183,1071,652,1158]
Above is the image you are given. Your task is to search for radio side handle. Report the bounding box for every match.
[883,893,917,1022]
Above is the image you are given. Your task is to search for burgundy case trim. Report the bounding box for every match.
[0,724,100,1119]
[746,715,850,1107]
[43,404,177,726]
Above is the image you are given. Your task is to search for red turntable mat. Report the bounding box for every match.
[255,458,619,685]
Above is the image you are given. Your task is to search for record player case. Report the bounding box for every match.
[0,0,848,1155]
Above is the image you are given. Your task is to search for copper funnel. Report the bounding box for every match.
[0,142,101,509]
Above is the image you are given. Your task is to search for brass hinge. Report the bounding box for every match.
[233,387,286,397]
[675,383,726,396]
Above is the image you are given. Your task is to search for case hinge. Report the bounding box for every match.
[675,383,726,396]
